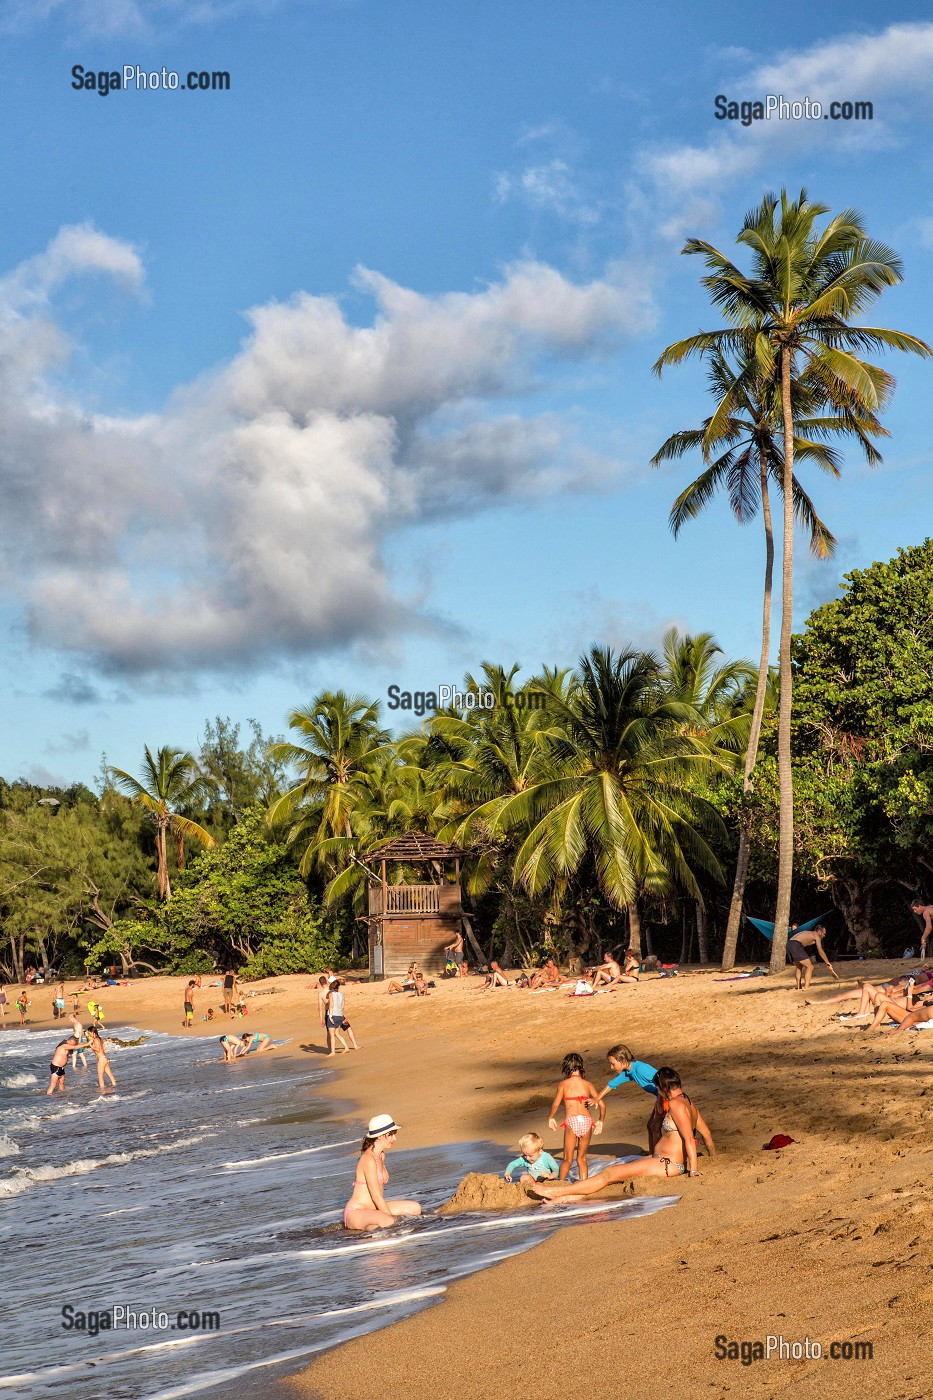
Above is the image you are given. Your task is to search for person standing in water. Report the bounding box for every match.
[342,1115,421,1230]
[86,1026,117,1092]
[47,1036,80,1095]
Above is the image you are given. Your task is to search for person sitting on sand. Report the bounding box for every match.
[866,981,933,1035]
[504,1132,560,1185]
[86,1025,117,1091]
[536,1067,715,1200]
[530,958,562,990]
[386,963,419,994]
[482,961,509,990]
[786,925,838,990]
[342,1114,422,1231]
[548,1052,605,1181]
[589,956,637,990]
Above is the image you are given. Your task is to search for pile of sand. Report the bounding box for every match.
[437,1172,539,1214]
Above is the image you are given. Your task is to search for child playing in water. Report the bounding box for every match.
[548,1053,604,1180]
[504,1132,560,1184]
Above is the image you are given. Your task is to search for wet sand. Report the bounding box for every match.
[14,962,933,1397]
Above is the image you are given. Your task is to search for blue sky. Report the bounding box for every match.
[1,0,932,784]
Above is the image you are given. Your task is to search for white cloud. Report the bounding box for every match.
[640,21,933,233]
[1,0,292,38]
[0,230,654,679]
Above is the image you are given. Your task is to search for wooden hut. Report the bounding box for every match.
[366,833,466,979]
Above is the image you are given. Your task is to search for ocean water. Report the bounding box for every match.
[0,1026,678,1399]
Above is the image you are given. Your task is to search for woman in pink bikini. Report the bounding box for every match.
[342,1114,422,1231]
[548,1053,604,1181]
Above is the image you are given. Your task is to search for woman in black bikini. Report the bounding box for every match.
[536,1067,714,1200]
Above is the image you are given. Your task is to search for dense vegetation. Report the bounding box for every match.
[2,542,932,981]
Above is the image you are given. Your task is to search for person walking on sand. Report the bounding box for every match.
[536,1067,715,1199]
[910,899,933,959]
[342,1115,421,1230]
[86,1025,117,1091]
[548,1053,605,1181]
[0,985,7,1025]
[786,924,838,990]
[222,969,239,1018]
[182,980,197,1029]
[47,1036,80,1095]
[317,976,348,1052]
[16,991,30,1026]
[53,980,66,1020]
[325,978,360,1055]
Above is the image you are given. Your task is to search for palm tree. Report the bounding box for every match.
[108,747,215,900]
[266,691,393,877]
[483,646,728,957]
[652,342,885,968]
[654,189,931,970]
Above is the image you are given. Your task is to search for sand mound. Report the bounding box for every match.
[437,1172,538,1214]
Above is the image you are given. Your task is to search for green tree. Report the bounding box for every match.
[655,189,931,970]
[482,646,727,957]
[108,747,216,900]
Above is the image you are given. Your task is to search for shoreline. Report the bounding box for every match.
[9,963,933,1398]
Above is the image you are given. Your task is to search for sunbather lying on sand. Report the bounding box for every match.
[807,968,933,1012]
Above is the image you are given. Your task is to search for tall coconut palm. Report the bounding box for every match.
[266,691,393,877]
[653,342,886,968]
[654,189,931,970]
[108,747,215,901]
[485,646,728,957]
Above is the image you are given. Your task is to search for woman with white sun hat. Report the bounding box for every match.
[342,1114,422,1230]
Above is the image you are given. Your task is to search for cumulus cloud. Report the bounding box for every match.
[0,229,654,679]
[639,21,933,235]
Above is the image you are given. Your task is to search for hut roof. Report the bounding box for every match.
[371,832,466,863]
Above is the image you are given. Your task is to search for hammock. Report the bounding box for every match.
[745,912,833,943]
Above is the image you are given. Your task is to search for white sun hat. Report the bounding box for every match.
[366,1114,401,1137]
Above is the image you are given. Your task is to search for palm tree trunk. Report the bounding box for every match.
[721,456,775,969]
[696,901,709,964]
[156,822,171,901]
[770,348,796,973]
[626,900,642,960]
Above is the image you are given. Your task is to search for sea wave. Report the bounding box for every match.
[0,1071,38,1088]
[0,1134,211,1200]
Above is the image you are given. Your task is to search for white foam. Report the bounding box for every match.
[218,1138,359,1170]
[0,1134,211,1201]
[0,1071,38,1088]
[0,1134,20,1158]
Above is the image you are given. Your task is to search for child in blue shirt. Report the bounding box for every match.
[504,1132,560,1184]
[595,1043,663,1145]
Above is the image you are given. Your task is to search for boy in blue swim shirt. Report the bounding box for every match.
[504,1132,560,1184]
[598,1043,659,1099]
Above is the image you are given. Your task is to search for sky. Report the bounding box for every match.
[1,0,932,786]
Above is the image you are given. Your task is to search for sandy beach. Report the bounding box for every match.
[14,962,933,1398]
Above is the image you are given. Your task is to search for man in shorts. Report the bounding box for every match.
[444,931,465,977]
[910,899,933,958]
[786,924,838,990]
[47,1036,80,1095]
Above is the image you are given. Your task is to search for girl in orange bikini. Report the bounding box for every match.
[548,1053,605,1181]
[342,1114,422,1231]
